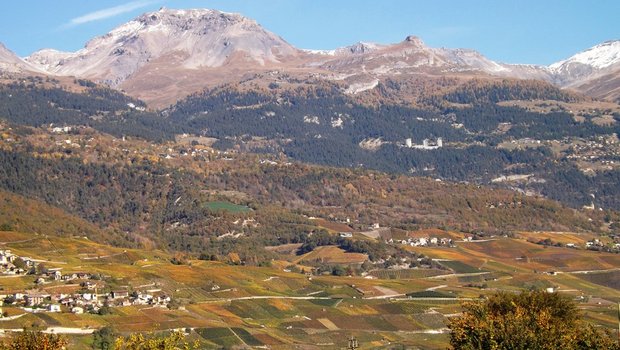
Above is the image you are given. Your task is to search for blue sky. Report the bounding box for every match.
[1,0,618,65]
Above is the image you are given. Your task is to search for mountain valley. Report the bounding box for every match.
[0,5,619,349]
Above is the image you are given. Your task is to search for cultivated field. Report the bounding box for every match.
[0,230,617,349]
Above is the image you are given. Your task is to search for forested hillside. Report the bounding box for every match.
[426,79,584,105]
[2,77,620,211]
[0,135,601,264]
[0,77,180,141]
[167,82,620,209]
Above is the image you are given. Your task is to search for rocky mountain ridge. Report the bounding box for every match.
[0,42,42,74]
[24,8,299,87]
[1,7,618,104]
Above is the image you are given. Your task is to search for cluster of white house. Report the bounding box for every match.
[127,103,146,112]
[1,250,94,281]
[35,270,93,285]
[405,137,443,150]
[50,126,73,134]
[584,238,620,250]
[44,125,235,165]
[108,289,171,307]
[1,250,172,315]
[1,288,171,316]
[389,236,454,247]
[0,250,36,275]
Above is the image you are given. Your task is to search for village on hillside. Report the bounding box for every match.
[0,249,172,317]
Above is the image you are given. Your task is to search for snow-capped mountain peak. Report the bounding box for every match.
[550,40,620,70]
[547,40,620,90]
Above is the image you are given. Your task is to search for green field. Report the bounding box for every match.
[204,201,251,213]
[438,260,483,273]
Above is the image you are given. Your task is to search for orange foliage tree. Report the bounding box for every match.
[0,331,67,350]
[448,290,619,350]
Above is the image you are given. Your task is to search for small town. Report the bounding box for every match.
[0,249,172,317]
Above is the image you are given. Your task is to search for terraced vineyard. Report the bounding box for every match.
[0,229,617,349]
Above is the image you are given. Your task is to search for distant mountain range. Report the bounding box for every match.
[1,7,619,105]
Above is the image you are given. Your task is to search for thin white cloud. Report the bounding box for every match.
[66,0,159,27]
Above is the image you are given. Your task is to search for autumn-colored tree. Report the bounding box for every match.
[0,330,67,350]
[448,290,619,350]
[114,331,200,350]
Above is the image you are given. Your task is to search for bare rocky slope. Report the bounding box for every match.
[25,8,299,87]
[0,43,41,74]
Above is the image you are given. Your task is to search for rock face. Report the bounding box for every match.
[302,36,556,98]
[305,36,508,79]
[0,42,40,74]
[25,8,300,86]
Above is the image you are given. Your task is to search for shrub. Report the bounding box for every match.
[448,290,619,350]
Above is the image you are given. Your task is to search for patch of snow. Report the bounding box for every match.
[337,42,383,55]
[550,40,620,70]
[108,20,145,39]
[440,48,509,73]
[303,49,336,56]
